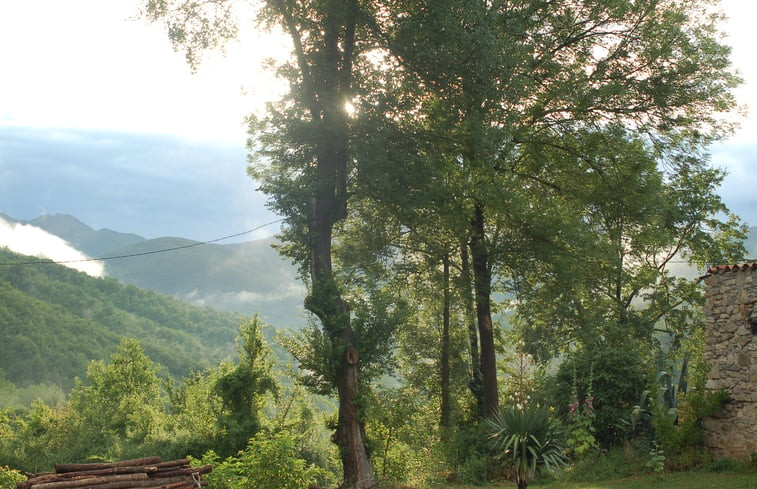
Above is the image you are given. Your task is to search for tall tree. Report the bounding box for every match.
[368,0,741,416]
[143,1,380,485]
[250,1,377,485]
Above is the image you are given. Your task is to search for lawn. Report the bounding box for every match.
[447,471,757,489]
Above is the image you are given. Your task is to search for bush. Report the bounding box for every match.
[192,432,326,489]
[444,422,497,485]
[652,388,729,470]
[560,448,645,482]
[706,456,751,473]
[551,345,647,448]
[0,466,24,489]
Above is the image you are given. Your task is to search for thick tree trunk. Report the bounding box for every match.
[460,241,484,418]
[307,19,374,488]
[308,189,375,488]
[274,0,375,485]
[308,224,375,488]
[469,202,498,417]
[440,253,451,429]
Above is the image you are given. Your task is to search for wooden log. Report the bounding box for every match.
[56,458,162,474]
[32,473,149,489]
[23,475,98,489]
[136,482,205,489]
[73,476,194,489]
[148,466,210,479]
[26,466,159,487]
[60,467,159,478]
[152,461,188,470]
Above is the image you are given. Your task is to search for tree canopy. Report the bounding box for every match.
[141,0,746,486]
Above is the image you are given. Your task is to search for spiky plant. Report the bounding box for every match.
[486,405,568,489]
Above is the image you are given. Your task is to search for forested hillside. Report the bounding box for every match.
[5,213,305,326]
[0,247,244,390]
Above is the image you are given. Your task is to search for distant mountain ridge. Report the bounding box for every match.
[2,213,305,328]
[2,213,146,257]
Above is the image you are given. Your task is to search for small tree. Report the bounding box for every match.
[213,316,277,456]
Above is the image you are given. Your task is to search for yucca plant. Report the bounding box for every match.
[486,405,568,489]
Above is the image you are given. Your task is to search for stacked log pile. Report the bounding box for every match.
[18,457,211,489]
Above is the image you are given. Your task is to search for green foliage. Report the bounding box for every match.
[644,441,666,477]
[364,386,443,487]
[0,466,24,489]
[213,316,278,457]
[565,366,597,458]
[651,388,729,470]
[705,456,753,473]
[0,247,241,391]
[560,447,646,482]
[486,406,568,489]
[445,422,498,485]
[193,432,325,489]
[552,344,647,448]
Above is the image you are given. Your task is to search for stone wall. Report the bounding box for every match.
[702,264,757,461]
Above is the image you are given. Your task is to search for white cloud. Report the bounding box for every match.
[0,217,105,277]
[0,0,289,144]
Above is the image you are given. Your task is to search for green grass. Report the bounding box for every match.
[443,471,757,489]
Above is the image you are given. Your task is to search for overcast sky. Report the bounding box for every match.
[0,0,755,244]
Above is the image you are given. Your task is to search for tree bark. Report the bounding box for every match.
[269,0,374,485]
[470,202,498,417]
[31,474,149,489]
[460,241,484,418]
[440,253,451,429]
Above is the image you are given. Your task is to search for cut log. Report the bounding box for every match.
[32,474,149,489]
[56,459,162,474]
[149,466,210,479]
[26,466,159,486]
[75,475,197,489]
[152,461,188,470]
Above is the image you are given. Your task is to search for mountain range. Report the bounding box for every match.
[1,213,307,329]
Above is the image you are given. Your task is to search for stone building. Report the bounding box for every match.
[702,264,757,461]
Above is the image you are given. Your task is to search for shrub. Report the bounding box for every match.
[444,422,497,485]
[0,466,24,489]
[194,432,325,489]
[552,345,647,448]
[486,406,568,489]
[652,388,729,470]
[560,447,645,482]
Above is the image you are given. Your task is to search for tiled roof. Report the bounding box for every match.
[705,263,757,275]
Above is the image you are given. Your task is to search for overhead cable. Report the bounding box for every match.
[0,218,285,267]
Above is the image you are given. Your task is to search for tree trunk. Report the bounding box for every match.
[272,0,375,484]
[440,253,451,429]
[460,240,484,418]
[469,202,498,417]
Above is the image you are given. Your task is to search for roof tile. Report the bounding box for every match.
[705,263,757,275]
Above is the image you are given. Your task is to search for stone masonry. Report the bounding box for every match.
[702,264,757,461]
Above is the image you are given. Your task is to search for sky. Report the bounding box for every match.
[0,0,756,248]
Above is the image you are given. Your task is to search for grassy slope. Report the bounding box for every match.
[532,472,757,489]
[449,471,756,489]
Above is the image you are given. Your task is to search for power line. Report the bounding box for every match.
[0,219,285,267]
